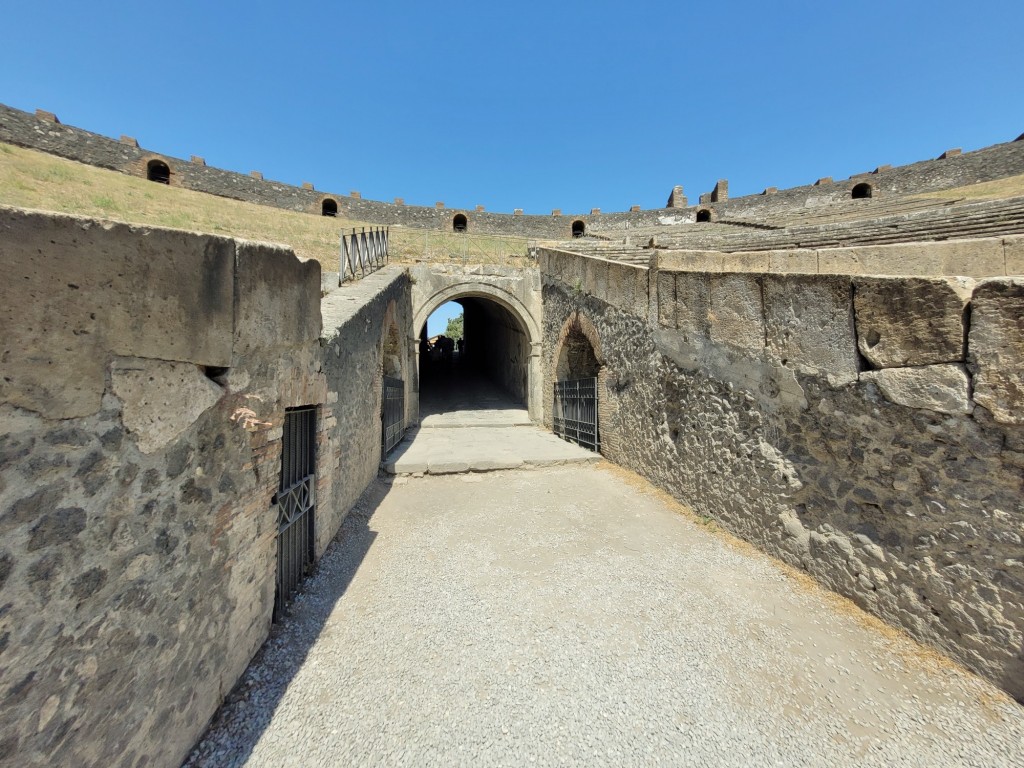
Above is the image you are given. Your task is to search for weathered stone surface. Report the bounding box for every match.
[1005,235,1024,276]
[862,365,972,414]
[720,251,770,273]
[0,207,234,419]
[657,250,725,272]
[110,358,224,454]
[0,214,349,768]
[768,249,818,274]
[656,271,676,328]
[969,278,1024,424]
[545,258,1024,700]
[817,238,1005,277]
[673,272,711,346]
[854,277,971,367]
[234,240,321,355]
[763,274,858,384]
[709,274,764,352]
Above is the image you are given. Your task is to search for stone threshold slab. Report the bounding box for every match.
[383,425,600,475]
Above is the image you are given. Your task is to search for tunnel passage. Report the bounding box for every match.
[419,296,531,416]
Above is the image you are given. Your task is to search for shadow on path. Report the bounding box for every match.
[180,478,393,768]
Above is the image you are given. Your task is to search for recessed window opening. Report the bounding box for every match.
[146,160,170,184]
[571,220,585,238]
[321,198,338,217]
[696,209,712,222]
[852,183,873,199]
[453,213,468,232]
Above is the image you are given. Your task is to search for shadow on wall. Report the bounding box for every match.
[183,478,393,766]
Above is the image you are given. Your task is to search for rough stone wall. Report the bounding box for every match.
[0,208,333,767]
[5,102,1023,238]
[320,267,413,540]
[541,246,1024,700]
[657,235,1023,278]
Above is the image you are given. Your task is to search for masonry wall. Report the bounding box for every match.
[0,207,361,767]
[541,246,1024,701]
[5,102,1023,239]
[320,266,413,536]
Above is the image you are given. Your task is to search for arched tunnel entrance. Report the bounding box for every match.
[418,296,532,422]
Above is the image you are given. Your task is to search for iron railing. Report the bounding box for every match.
[341,226,389,281]
[553,377,600,452]
[382,375,406,459]
[274,406,317,620]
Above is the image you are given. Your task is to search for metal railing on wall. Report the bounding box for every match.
[341,226,389,281]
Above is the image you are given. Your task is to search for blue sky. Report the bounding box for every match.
[2,2,1022,214]
[427,302,462,338]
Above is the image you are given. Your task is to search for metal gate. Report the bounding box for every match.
[553,377,600,452]
[382,375,406,459]
[274,405,317,621]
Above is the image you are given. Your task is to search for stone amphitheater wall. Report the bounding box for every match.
[0,207,412,766]
[541,246,1024,701]
[3,102,1023,239]
[656,234,1024,278]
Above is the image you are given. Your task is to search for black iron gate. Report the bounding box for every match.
[553,377,600,452]
[274,405,317,621]
[382,376,406,459]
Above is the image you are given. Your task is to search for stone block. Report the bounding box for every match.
[1005,236,1024,276]
[0,208,234,419]
[854,277,971,367]
[969,278,1024,424]
[674,273,712,343]
[862,364,971,415]
[657,250,725,272]
[818,239,1004,277]
[763,274,858,384]
[768,249,817,273]
[720,251,770,273]
[234,240,321,356]
[110,357,224,453]
[709,274,764,353]
[657,272,677,327]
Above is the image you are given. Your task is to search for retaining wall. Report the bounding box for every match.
[0,207,411,767]
[541,245,1024,701]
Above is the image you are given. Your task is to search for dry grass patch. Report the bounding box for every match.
[0,142,541,272]
[0,142,373,271]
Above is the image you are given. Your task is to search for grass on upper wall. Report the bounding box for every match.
[912,173,1024,201]
[0,142,539,272]
[0,141,374,271]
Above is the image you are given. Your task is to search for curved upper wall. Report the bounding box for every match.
[2,103,1023,239]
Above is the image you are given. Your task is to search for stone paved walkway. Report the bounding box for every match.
[184,465,1024,768]
[386,364,597,474]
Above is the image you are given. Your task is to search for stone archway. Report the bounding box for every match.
[411,278,543,423]
[546,311,612,453]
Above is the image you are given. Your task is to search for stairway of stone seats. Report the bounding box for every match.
[552,195,1024,265]
[726,193,960,229]
[644,195,1024,254]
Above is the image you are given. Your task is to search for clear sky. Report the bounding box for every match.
[427,302,462,339]
[2,2,1022,215]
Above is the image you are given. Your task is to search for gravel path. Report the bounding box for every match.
[183,465,1024,767]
